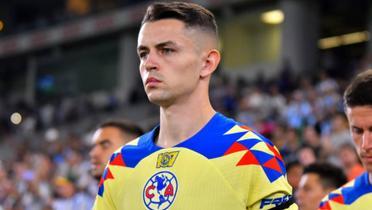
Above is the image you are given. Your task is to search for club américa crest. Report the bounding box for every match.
[143,171,178,210]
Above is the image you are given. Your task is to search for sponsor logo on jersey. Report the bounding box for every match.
[260,195,292,209]
[143,171,178,210]
[156,151,179,168]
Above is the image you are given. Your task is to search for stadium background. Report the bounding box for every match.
[0,0,371,209]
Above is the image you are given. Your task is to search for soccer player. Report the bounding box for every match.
[319,69,372,210]
[89,120,143,180]
[93,2,297,209]
[296,163,347,210]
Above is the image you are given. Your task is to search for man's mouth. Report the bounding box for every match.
[146,77,161,85]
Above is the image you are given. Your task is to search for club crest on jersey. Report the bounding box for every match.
[156,151,179,168]
[143,171,178,210]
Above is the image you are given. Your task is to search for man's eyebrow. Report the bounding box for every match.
[137,45,148,52]
[155,41,177,48]
[351,125,363,131]
[138,41,177,51]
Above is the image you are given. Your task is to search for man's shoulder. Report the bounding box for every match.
[219,114,281,158]
[96,131,160,198]
[179,113,273,158]
[319,172,372,209]
[113,130,160,168]
[195,114,285,173]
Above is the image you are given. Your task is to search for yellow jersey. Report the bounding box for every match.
[319,172,372,210]
[93,113,297,210]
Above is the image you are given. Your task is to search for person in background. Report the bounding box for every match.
[286,160,304,193]
[319,69,372,210]
[297,145,317,167]
[296,163,347,210]
[52,176,93,210]
[338,143,365,181]
[322,113,353,165]
[89,120,143,180]
[302,125,325,160]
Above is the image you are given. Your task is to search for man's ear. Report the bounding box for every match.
[200,49,221,78]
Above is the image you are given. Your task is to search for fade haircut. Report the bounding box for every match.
[303,163,347,190]
[141,1,218,38]
[99,120,144,138]
[344,69,372,108]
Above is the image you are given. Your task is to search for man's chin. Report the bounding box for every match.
[148,97,173,107]
[92,172,103,181]
[364,164,372,174]
[90,169,104,181]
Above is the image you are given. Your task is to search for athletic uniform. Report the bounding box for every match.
[319,172,372,210]
[93,113,297,210]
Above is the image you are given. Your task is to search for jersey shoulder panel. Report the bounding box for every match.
[180,113,286,183]
[177,113,239,159]
[118,130,161,168]
[222,116,286,183]
[319,172,372,209]
[97,129,161,197]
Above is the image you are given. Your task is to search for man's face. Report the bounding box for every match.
[137,19,204,107]
[296,173,328,210]
[287,164,303,191]
[89,127,130,179]
[346,106,372,173]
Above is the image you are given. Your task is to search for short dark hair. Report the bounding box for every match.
[99,120,144,137]
[303,163,347,190]
[286,160,302,172]
[344,69,372,108]
[141,1,218,37]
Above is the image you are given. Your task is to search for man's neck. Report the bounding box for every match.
[156,101,215,148]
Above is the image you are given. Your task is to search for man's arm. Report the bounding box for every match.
[250,192,297,210]
[244,140,298,210]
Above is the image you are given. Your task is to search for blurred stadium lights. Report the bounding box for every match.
[318,31,370,49]
[260,10,284,25]
[10,112,22,125]
[0,20,4,31]
[45,128,59,142]
[66,0,91,15]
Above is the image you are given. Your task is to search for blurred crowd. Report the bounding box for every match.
[0,91,121,134]
[1,0,148,37]
[0,66,368,210]
[211,69,351,166]
[0,134,95,210]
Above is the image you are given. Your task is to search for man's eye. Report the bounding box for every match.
[138,51,148,59]
[352,127,363,135]
[102,141,111,149]
[161,48,174,54]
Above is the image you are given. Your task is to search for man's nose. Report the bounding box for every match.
[361,131,372,150]
[143,52,159,71]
